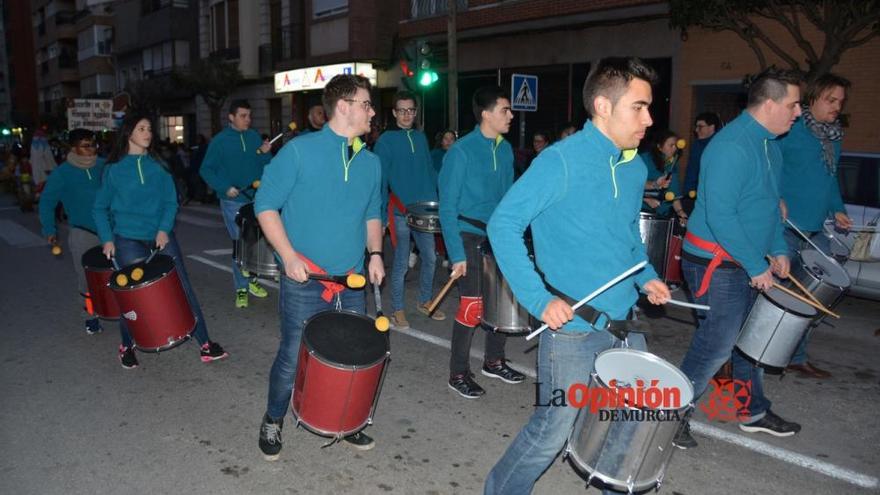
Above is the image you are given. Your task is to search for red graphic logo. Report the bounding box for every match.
[699,378,752,422]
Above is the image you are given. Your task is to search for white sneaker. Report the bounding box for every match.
[408,252,418,268]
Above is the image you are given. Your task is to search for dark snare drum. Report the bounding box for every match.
[292,311,390,439]
[638,213,673,279]
[81,245,121,319]
[109,254,196,352]
[405,201,441,233]
[234,203,280,279]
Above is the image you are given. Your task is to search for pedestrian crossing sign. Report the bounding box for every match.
[511,74,538,112]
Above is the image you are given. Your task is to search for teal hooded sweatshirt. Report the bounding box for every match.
[93,154,178,243]
[374,128,438,223]
[200,126,271,202]
[39,158,106,235]
[488,120,658,329]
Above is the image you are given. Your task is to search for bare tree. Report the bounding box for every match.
[670,0,880,81]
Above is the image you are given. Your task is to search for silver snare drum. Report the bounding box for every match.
[638,213,673,280]
[234,203,280,280]
[405,201,441,233]
[566,348,693,494]
[479,241,532,335]
[789,249,851,309]
[735,287,816,369]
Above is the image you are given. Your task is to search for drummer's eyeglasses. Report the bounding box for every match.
[345,99,374,111]
[394,107,417,115]
[76,142,97,149]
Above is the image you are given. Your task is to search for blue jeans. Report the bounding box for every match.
[679,259,769,421]
[265,278,366,419]
[782,227,831,365]
[219,199,249,291]
[484,329,646,495]
[391,215,437,311]
[114,233,209,347]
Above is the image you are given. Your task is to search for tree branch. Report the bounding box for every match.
[742,16,803,71]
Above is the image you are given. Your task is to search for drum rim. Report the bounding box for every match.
[405,200,440,212]
[133,332,193,353]
[302,309,390,366]
[564,430,671,492]
[291,410,372,439]
[797,250,852,289]
[593,348,695,409]
[761,287,818,318]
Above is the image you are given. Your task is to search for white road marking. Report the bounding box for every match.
[0,219,47,247]
[187,253,878,489]
[187,255,279,290]
[203,248,234,256]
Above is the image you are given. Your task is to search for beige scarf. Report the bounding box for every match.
[67,151,97,169]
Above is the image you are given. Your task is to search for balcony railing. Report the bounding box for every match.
[410,0,466,20]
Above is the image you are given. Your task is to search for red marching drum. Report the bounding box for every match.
[292,310,390,440]
[81,245,121,320]
[109,254,196,352]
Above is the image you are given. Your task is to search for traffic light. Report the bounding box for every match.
[417,41,438,88]
[400,42,418,91]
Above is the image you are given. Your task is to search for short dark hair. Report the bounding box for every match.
[392,91,418,109]
[582,57,658,117]
[472,86,508,122]
[228,99,251,115]
[746,67,802,107]
[804,73,851,107]
[322,74,372,120]
[68,128,95,146]
[694,112,722,129]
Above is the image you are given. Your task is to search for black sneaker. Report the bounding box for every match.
[344,431,375,451]
[200,341,229,362]
[119,345,138,370]
[481,359,526,384]
[739,410,801,437]
[673,422,698,449]
[258,414,283,461]
[85,318,102,335]
[448,373,486,399]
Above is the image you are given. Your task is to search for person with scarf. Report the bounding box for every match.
[39,129,106,335]
[779,73,853,379]
[94,114,228,369]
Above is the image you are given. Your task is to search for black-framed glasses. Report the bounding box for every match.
[345,98,374,110]
[394,107,417,115]
[76,142,97,149]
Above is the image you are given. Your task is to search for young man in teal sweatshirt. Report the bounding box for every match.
[439,86,526,399]
[676,68,803,449]
[200,99,272,308]
[39,129,106,335]
[780,73,853,379]
[374,91,443,329]
[484,57,669,494]
[254,74,385,458]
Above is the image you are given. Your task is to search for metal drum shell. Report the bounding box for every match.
[479,241,532,335]
[405,201,442,233]
[789,249,851,309]
[566,349,693,493]
[638,213,673,280]
[735,288,816,369]
[234,203,280,279]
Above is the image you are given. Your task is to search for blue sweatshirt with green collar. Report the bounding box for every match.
[488,120,658,329]
[254,126,382,276]
[374,128,438,223]
[439,127,514,264]
[200,126,271,202]
[779,118,846,232]
[640,152,681,217]
[684,111,788,277]
[93,154,178,243]
[39,158,105,236]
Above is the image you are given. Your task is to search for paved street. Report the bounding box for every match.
[1,195,878,495]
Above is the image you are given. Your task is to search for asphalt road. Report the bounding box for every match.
[1,196,878,495]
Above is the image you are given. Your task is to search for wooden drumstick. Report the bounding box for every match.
[764,255,825,309]
[771,283,840,319]
[425,270,462,314]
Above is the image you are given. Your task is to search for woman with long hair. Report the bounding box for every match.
[94,113,228,369]
[640,129,687,224]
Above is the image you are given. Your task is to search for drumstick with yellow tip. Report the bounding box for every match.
[425,270,463,315]
[51,243,62,256]
[676,138,687,150]
[130,267,145,282]
[308,272,367,290]
[257,122,298,154]
[770,283,839,319]
[373,282,390,332]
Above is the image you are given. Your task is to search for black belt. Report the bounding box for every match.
[682,250,739,269]
[546,284,649,341]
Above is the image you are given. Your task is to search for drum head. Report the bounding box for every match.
[110,254,175,290]
[303,311,388,367]
[594,349,693,407]
[800,249,850,288]
[407,201,439,216]
[762,287,817,318]
[82,245,112,269]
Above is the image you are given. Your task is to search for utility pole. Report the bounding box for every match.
[447,0,458,132]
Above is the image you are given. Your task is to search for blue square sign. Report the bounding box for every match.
[511,74,538,112]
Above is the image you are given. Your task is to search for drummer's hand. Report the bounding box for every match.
[368,255,385,285]
[643,198,661,209]
[655,176,671,189]
[102,241,115,259]
[451,261,467,278]
[769,254,790,279]
[155,231,170,250]
[47,234,57,245]
[834,212,853,230]
[259,140,272,154]
[779,199,788,221]
[226,186,240,199]
[750,269,775,291]
[282,255,309,283]
[643,279,671,305]
[541,298,574,331]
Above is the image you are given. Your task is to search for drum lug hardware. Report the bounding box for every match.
[320,436,341,449]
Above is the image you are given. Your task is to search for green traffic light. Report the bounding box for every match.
[418,70,439,87]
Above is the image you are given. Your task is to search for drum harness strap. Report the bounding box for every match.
[296,253,350,304]
[685,231,738,298]
[387,193,406,248]
[545,284,649,342]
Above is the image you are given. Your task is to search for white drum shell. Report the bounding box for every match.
[736,289,816,368]
[479,244,532,334]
